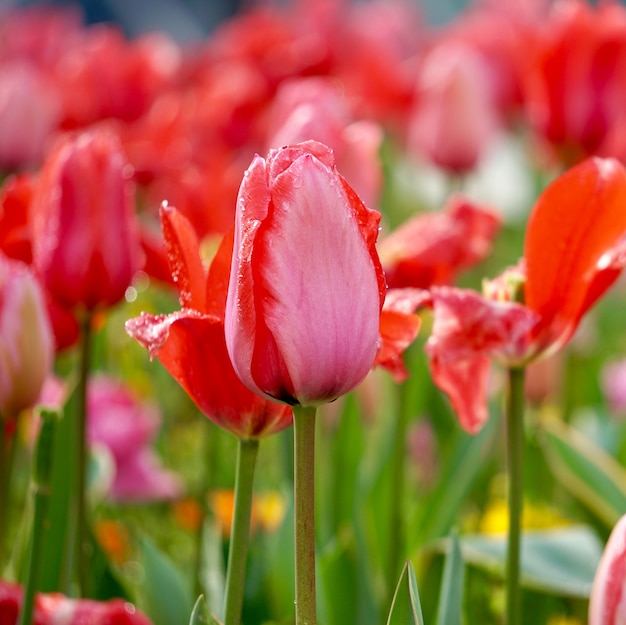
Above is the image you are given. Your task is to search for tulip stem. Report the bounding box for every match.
[19,411,56,625]
[0,416,16,574]
[76,313,93,598]
[223,437,259,625]
[505,367,525,625]
[293,405,317,625]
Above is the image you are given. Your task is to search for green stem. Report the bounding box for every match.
[0,416,16,574]
[505,367,526,625]
[293,405,317,625]
[18,411,56,625]
[386,383,410,597]
[223,438,259,625]
[76,314,93,597]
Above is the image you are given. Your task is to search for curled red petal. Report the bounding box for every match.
[525,157,626,352]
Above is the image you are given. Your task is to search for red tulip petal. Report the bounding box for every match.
[126,310,291,439]
[376,288,429,381]
[205,228,234,320]
[525,157,626,352]
[159,203,207,311]
[425,287,539,432]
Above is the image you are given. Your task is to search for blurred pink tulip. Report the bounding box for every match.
[31,127,142,312]
[0,62,61,170]
[0,253,53,417]
[87,375,182,502]
[409,41,500,174]
[265,77,384,208]
[225,140,386,407]
[589,513,626,625]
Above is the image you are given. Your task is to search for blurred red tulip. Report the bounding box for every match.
[0,579,152,625]
[31,127,142,312]
[379,195,501,289]
[126,204,292,440]
[225,140,386,407]
[423,157,626,432]
[524,0,626,165]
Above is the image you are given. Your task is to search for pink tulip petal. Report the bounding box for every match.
[252,153,381,405]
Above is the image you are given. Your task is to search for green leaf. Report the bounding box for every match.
[37,387,78,592]
[458,525,602,599]
[410,411,500,547]
[261,489,295,620]
[436,531,465,625]
[537,416,626,526]
[139,535,194,625]
[189,595,223,625]
[386,561,425,625]
[198,520,225,620]
[318,526,379,625]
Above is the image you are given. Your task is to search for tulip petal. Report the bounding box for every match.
[525,157,626,352]
[425,287,539,432]
[160,203,206,311]
[376,288,429,381]
[126,311,291,439]
[589,513,626,625]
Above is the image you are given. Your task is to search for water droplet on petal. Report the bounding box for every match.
[293,176,303,188]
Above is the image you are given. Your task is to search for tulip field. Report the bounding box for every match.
[4,0,626,624]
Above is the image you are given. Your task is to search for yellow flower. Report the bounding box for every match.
[479,498,571,534]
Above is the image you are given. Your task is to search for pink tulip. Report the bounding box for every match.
[87,375,182,502]
[589,513,626,625]
[225,140,386,407]
[0,253,53,417]
[409,41,500,174]
[31,127,142,312]
[265,77,384,209]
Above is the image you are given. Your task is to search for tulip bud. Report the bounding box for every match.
[225,140,386,407]
[0,253,53,417]
[32,127,142,311]
[590,513,626,625]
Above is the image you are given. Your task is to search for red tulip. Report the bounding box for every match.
[589,513,626,625]
[31,127,142,312]
[126,204,292,440]
[0,579,152,625]
[378,195,501,289]
[423,157,626,432]
[523,0,626,165]
[225,140,386,407]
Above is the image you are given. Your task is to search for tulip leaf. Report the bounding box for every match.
[198,520,225,622]
[319,526,379,625]
[386,561,425,625]
[410,410,500,547]
[537,416,626,526]
[456,525,602,599]
[262,490,296,619]
[189,595,223,625]
[139,535,194,625]
[436,530,465,625]
[37,387,77,592]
